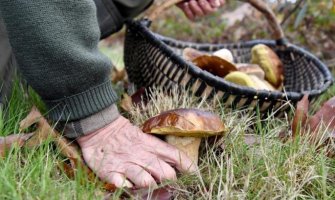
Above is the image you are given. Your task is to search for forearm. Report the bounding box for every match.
[0,0,118,122]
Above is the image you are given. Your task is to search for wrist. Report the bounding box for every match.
[57,104,120,139]
[77,115,129,148]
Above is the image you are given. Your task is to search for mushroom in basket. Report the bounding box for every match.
[142,108,226,164]
[251,44,284,89]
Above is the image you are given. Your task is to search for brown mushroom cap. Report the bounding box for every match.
[192,55,237,78]
[142,108,226,137]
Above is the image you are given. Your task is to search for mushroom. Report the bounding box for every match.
[224,71,275,91]
[213,48,234,63]
[192,55,237,78]
[224,71,257,89]
[182,47,237,78]
[251,44,284,88]
[236,63,265,80]
[142,108,226,164]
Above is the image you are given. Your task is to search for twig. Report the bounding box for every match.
[280,0,305,27]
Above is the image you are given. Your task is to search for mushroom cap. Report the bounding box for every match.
[251,44,284,88]
[193,55,237,78]
[213,48,234,63]
[224,71,257,89]
[236,63,265,80]
[142,108,226,137]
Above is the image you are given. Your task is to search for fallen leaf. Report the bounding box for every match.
[120,93,133,112]
[111,68,127,84]
[20,107,116,192]
[290,96,335,156]
[131,87,147,106]
[130,187,173,200]
[292,95,309,138]
[0,133,34,157]
[20,107,82,164]
[309,96,335,140]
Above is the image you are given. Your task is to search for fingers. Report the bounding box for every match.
[220,0,226,6]
[208,0,221,8]
[199,0,217,15]
[180,2,195,21]
[189,0,205,17]
[139,157,177,182]
[162,148,197,173]
[178,0,225,21]
[125,165,157,188]
[104,172,134,188]
[147,139,197,173]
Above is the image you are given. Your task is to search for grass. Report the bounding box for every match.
[1,7,335,197]
[1,78,335,199]
[126,86,335,199]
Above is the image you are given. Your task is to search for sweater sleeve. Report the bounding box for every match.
[94,0,153,39]
[0,0,118,122]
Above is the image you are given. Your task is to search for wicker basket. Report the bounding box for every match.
[124,0,333,115]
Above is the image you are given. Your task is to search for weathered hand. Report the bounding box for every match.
[77,116,196,188]
[178,0,225,21]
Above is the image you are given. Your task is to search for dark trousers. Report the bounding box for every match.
[0,17,16,105]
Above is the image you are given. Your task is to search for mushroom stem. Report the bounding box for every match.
[165,135,201,164]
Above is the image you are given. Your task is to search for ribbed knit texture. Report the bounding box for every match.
[56,104,120,138]
[0,0,118,121]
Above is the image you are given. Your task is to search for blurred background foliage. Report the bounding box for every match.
[102,0,335,73]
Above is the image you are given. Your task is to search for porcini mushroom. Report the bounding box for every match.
[142,108,226,164]
[236,63,265,80]
[251,44,284,88]
[224,71,257,89]
[192,55,237,78]
[213,48,234,63]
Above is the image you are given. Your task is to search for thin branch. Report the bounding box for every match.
[280,0,305,27]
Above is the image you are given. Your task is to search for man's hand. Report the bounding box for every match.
[177,0,225,21]
[77,116,196,188]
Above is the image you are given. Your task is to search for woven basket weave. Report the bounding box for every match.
[124,0,333,115]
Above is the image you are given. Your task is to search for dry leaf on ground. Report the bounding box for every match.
[19,107,116,192]
[0,133,34,157]
[111,68,127,84]
[292,95,335,148]
[291,95,309,138]
[120,93,133,112]
[120,87,148,113]
[309,97,335,133]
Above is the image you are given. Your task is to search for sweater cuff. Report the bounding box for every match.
[45,80,118,122]
[56,104,120,139]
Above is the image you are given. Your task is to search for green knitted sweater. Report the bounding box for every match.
[0,0,152,138]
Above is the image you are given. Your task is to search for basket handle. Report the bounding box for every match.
[147,0,285,42]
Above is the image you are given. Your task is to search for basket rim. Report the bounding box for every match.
[125,19,334,102]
